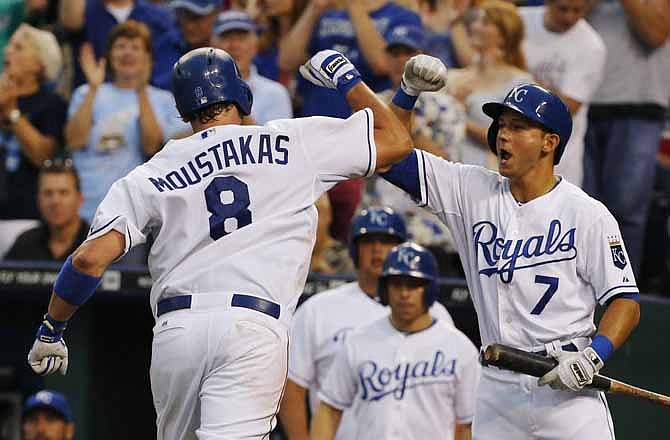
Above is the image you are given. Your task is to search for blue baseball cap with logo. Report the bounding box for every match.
[23,390,73,423]
[385,25,426,52]
[213,10,260,36]
[169,0,222,16]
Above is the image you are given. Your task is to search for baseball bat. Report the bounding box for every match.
[482,343,670,407]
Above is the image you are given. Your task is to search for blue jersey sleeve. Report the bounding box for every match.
[380,150,421,201]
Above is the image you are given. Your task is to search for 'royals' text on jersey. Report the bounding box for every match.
[85,110,377,316]
[289,282,453,422]
[389,150,638,348]
[319,317,479,440]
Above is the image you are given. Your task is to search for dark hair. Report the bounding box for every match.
[105,20,153,61]
[39,158,81,192]
[183,102,236,124]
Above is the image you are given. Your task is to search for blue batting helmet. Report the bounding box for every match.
[482,83,572,165]
[348,207,407,267]
[172,47,253,119]
[378,242,439,308]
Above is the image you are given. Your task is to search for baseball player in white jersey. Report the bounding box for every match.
[279,207,454,440]
[374,78,642,438]
[24,48,450,439]
[310,242,479,440]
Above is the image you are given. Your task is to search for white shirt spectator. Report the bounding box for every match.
[521,6,607,187]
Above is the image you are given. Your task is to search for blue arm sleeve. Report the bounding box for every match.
[379,150,421,200]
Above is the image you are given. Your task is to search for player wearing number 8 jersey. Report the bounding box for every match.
[25,48,422,440]
[380,82,641,438]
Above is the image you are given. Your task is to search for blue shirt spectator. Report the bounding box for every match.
[211,10,292,124]
[151,0,224,89]
[302,2,420,118]
[59,0,181,90]
[65,21,189,221]
[281,1,420,118]
[69,84,187,220]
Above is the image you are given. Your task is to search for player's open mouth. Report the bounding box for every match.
[499,149,512,163]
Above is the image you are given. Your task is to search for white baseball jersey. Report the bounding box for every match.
[289,281,454,420]
[85,109,377,317]
[521,6,607,186]
[403,150,639,349]
[318,317,479,440]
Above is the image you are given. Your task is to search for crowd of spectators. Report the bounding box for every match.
[1,0,669,291]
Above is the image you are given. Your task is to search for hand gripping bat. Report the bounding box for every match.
[481,343,670,407]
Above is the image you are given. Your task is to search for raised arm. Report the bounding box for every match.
[65,44,106,150]
[59,0,86,31]
[278,1,328,72]
[619,0,670,49]
[299,50,412,169]
[346,0,390,75]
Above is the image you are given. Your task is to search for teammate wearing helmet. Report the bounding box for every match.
[25,48,448,439]
[279,207,453,440]
[310,242,479,440]
[377,80,641,438]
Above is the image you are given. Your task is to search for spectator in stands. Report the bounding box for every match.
[280,0,420,242]
[252,0,308,83]
[58,0,181,90]
[584,0,670,278]
[418,0,472,68]
[25,0,60,29]
[520,0,606,187]
[446,0,532,169]
[22,390,75,440]
[369,24,463,252]
[4,159,88,262]
[64,20,189,221]
[137,0,226,89]
[280,0,420,118]
[381,24,466,161]
[211,10,293,124]
[0,24,67,220]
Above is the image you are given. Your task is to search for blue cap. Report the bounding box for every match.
[23,391,73,423]
[170,0,221,15]
[385,25,425,51]
[213,10,259,36]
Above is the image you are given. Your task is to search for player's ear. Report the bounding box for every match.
[541,132,560,156]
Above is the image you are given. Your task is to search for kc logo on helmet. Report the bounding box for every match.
[511,86,528,103]
[369,210,389,227]
[397,247,420,270]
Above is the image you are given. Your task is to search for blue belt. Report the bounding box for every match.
[534,343,578,357]
[156,294,281,319]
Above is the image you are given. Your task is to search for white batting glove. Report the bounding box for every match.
[27,314,69,376]
[299,50,362,94]
[400,55,448,97]
[538,347,604,391]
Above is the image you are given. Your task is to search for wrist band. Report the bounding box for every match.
[337,74,362,96]
[392,88,419,110]
[44,314,68,333]
[53,256,102,306]
[590,334,614,362]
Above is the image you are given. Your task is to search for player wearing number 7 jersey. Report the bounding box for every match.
[381,81,641,438]
[25,47,420,440]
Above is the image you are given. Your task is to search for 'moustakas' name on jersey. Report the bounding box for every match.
[86,110,377,317]
[385,150,639,349]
